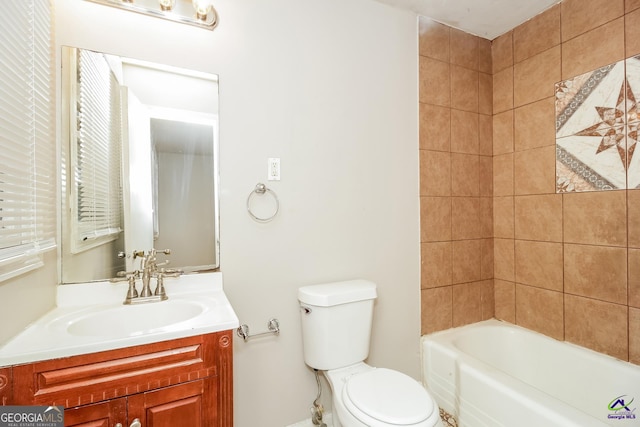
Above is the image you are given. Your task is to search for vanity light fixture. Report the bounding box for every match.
[82,0,218,30]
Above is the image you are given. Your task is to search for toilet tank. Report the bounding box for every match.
[298,280,377,370]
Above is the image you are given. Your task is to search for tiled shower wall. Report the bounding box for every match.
[419,0,640,365]
[419,20,495,332]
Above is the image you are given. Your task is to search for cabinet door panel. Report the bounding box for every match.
[64,398,126,427]
[129,379,213,427]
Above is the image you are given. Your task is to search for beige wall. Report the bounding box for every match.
[420,0,640,365]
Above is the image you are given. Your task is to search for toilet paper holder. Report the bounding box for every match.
[236,318,280,342]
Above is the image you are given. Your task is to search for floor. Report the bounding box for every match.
[440,408,459,427]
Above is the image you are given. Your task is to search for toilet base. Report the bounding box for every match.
[322,363,444,427]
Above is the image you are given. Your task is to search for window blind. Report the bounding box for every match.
[0,0,56,282]
[70,49,122,252]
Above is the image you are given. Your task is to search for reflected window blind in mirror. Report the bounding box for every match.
[71,49,123,253]
[0,0,55,282]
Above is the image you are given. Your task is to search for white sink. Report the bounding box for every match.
[62,299,206,337]
[0,272,239,367]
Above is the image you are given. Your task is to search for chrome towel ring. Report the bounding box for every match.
[247,183,279,222]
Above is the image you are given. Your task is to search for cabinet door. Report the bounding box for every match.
[64,398,127,427]
[128,379,216,427]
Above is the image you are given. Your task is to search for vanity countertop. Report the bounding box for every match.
[0,272,238,367]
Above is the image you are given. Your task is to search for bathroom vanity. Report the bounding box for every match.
[0,273,237,427]
[2,331,232,427]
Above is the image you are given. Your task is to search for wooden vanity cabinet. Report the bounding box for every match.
[7,330,233,427]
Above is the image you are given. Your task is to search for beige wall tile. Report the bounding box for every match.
[451,110,479,154]
[420,196,452,242]
[630,249,640,308]
[494,196,514,238]
[563,191,631,246]
[562,18,625,80]
[479,114,493,156]
[421,287,452,334]
[420,150,451,196]
[450,28,479,70]
[565,294,628,360]
[452,239,481,284]
[631,307,640,364]
[479,73,493,116]
[514,46,561,107]
[514,5,561,63]
[420,103,450,152]
[626,8,640,57]
[515,240,563,291]
[419,17,450,62]
[452,197,480,239]
[492,31,513,73]
[494,238,515,281]
[561,0,624,42]
[514,97,556,151]
[453,282,483,326]
[493,67,514,113]
[493,153,514,196]
[563,191,627,246]
[479,156,493,197]
[451,66,479,113]
[516,284,564,340]
[481,239,494,280]
[494,280,516,322]
[451,154,480,196]
[564,243,627,304]
[480,197,493,239]
[480,279,495,319]
[493,110,514,155]
[514,194,563,241]
[420,56,450,107]
[421,242,452,289]
[514,146,557,195]
[478,39,492,74]
[629,190,640,248]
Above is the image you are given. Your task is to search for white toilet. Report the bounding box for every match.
[298,280,444,427]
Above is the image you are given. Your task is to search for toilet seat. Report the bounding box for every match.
[342,368,436,426]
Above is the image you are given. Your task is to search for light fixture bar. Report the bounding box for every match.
[82,0,218,30]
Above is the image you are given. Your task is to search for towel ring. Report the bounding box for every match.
[247,183,279,222]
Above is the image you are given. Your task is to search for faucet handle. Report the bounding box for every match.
[111,270,140,282]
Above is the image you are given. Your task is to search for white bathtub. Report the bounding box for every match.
[422,319,640,427]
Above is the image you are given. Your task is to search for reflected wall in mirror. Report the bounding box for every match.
[61,46,219,284]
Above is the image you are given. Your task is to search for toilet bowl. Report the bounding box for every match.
[298,280,444,427]
[325,363,444,427]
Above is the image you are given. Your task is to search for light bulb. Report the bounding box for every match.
[159,0,175,10]
[192,0,213,20]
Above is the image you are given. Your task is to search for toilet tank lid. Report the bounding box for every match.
[298,280,377,307]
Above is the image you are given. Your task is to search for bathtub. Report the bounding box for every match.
[422,319,640,427]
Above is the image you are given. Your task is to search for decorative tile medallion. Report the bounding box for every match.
[555,56,640,192]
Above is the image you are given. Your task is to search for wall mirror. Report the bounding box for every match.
[61,46,219,284]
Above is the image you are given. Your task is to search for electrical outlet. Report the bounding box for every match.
[268,157,281,181]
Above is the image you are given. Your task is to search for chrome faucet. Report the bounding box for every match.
[112,249,181,305]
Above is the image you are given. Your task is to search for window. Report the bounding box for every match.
[0,0,56,282]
